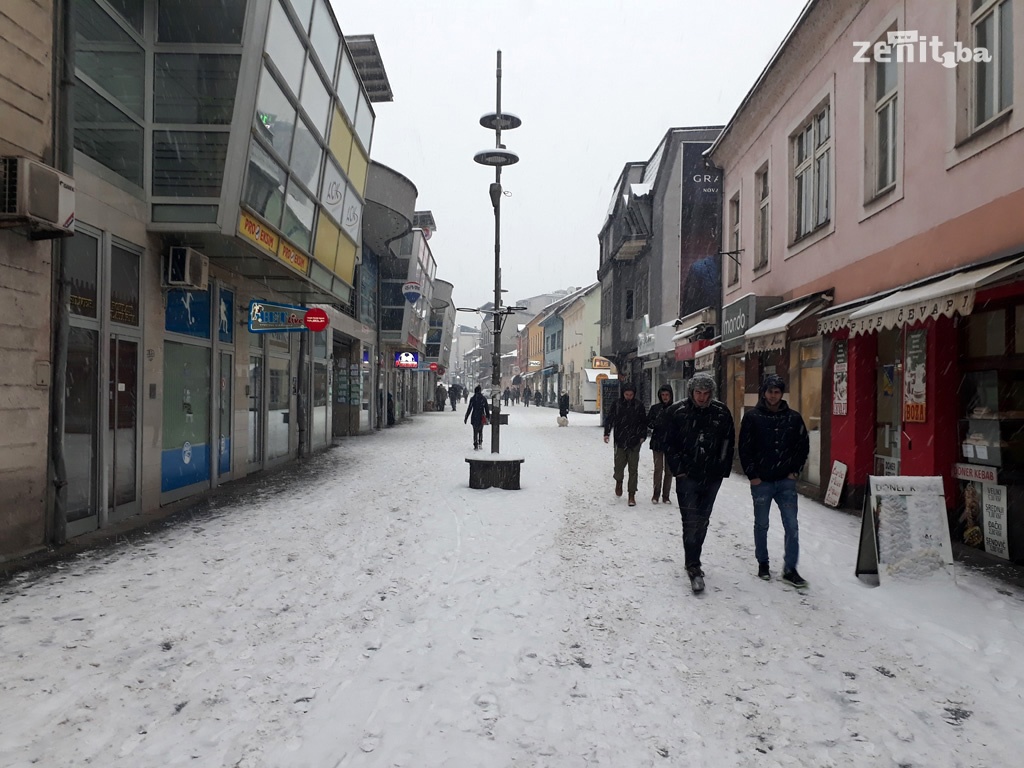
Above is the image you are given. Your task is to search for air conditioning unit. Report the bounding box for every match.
[165,246,209,290]
[0,156,76,238]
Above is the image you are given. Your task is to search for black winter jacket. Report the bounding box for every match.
[738,399,810,481]
[663,398,735,482]
[603,397,648,449]
[647,401,674,452]
[465,393,491,426]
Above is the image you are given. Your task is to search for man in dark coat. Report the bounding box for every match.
[646,384,675,504]
[663,373,735,592]
[464,385,491,450]
[558,392,570,419]
[449,385,460,412]
[523,385,531,407]
[739,374,810,588]
[602,382,648,506]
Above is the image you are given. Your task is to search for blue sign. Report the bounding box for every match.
[165,288,212,339]
[248,299,306,333]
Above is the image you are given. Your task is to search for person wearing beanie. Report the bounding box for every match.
[662,372,735,593]
[602,381,648,506]
[646,384,676,504]
[739,374,810,588]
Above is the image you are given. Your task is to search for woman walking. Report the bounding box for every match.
[464,385,491,450]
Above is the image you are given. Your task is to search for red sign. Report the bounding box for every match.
[303,308,329,332]
[429,362,438,371]
[675,338,714,361]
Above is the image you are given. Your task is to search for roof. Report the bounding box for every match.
[345,34,394,103]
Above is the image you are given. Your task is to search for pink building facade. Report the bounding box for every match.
[709,0,1024,563]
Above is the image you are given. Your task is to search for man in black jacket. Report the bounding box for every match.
[603,382,648,506]
[738,374,810,588]
[663,373,735,593]
[646,384,675,504]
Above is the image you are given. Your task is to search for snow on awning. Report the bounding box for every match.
[630,183,653,197]
[694,341,721,371]
[744,300,823,353]
[846,256,1024,335]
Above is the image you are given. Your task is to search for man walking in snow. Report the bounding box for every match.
[662,373,735,593]
[739,374,810,588]
[646,384,675,504]
[602,382,648,506]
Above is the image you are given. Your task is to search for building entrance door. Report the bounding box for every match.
[875,328,903,475]
[107,335,140,522]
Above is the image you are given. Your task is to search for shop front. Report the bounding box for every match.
[719,293,782,440]
[639,316,682,403]
[820,256,1024,561]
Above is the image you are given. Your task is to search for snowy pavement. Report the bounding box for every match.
[2,405,1024,768]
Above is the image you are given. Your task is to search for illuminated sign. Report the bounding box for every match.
[248,299,306,333]
[394,351,419,369]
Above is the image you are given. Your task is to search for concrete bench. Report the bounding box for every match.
[465,456,525,490]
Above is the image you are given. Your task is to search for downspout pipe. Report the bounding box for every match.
[48,0,74,545]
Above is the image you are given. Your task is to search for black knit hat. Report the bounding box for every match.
[621,381,637,394]
[759,374,786,395]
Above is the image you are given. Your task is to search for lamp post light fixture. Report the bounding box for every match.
[473,49,520,454]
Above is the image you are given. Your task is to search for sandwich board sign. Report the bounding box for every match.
[855,476,954,585]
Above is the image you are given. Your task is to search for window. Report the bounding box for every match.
[625,289,634,321]
[754,166,770,270]
[793,103,831,239]
[972,0,1014,129]
[154,54,240,125]
[728,192,740,285]
[874,51,898,193]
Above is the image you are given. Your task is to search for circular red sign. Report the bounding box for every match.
[304,308,329,332]
[429,362,438,371]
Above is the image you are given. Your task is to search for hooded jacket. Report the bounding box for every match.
[738,376,810,481]
[646,384,675,452]
[663,374,735,482]
[603,386,648,449]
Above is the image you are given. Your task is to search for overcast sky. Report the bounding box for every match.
[334,0,808,316]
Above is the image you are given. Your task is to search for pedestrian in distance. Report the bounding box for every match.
[739,373,810,588]
[449,385,459,412]
[435,382,447,413]
[523,385,531,407]
[503,387,511,407]
[646,384,675,504]
[558,392,570,418]
[534,390,542,407]
[464,385,491,451]
[663,373,735,593]
[602,382,648,506]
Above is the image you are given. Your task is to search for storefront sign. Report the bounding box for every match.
[721,294,782,345]
[592,357,612,369]
[982,483,1009,559]
[303,307,329,332]
[952,462,998,483]
[394,351,419,369]
[903,329,927,423]
[857,476,955,584]
[849,291,975,336]
[823,461,847,507]
[833,340,848,416]
[674,338,714,361]
[278,240,310,275]
[238,211,279,254]
[248,299,306,333]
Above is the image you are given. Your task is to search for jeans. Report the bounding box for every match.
[651,451,673,500]
[472,424,484,447]
[676,477,723,572]
[612,444,642,494]
[751,478,800,572]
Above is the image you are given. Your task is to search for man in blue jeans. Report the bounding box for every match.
[738,374,810,588]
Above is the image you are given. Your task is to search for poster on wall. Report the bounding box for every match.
[855,476,954,585]
[832,341,848,416]
[904,328,927,423]
[982,483,1009,559]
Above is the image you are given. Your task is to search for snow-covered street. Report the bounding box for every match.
[2,406,1023,768]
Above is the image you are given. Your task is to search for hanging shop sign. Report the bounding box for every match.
[833,340,848,416]
[303,307,329,332]
[394,351,419,369]
[402,281,422,304]
[903,329,927,423]
[248,300,306,333]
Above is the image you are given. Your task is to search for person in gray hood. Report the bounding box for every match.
[662,373,735,593]
[646,384,676,504]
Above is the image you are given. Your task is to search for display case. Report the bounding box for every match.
[959,370,1024,470]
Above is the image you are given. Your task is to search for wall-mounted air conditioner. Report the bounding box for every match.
[165,246,209,290]
[0,156,76,239]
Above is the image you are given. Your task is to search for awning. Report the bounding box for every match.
[744,300,824,353]
[694,341,721,371]
[671,325,700,343]
[638,319,677,356]
[583,369,618,383]
[846,256,1024,335]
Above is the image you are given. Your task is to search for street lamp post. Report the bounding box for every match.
[474,50,521,454]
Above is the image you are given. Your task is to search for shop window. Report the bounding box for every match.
[965,309,1007,357]
[152,130,230,197]
[265,0,305,87]
[158,0,246,44]
[154,54,240,124]
[790,339,823,485]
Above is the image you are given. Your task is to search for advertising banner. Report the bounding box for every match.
[904,328,927,423]
[832,340,848,416]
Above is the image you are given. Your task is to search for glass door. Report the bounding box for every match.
[107,336,139,520]
[219,351,232,476]
[247,353,263,467]
[65,327,99,535]
[875,329,902,475]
